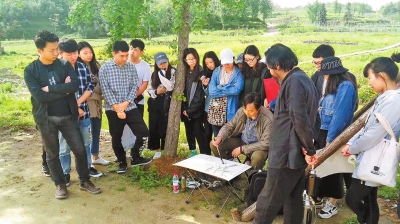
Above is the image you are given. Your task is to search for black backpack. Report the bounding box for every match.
[245,170,268,206]
[245,170,284,214]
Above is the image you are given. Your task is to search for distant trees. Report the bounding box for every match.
[333,0,342,16]
[306,1,322,24]
[319,3,327,26]
[343,3,353,24]
[381,1,400,21]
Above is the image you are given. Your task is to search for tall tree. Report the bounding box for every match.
[343,2,353,24]
[306,0,321,23]
[259,0,273,21]
[319,3,327,26]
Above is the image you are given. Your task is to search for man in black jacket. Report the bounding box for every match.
[24,30,100,199]
[253,44,318,223]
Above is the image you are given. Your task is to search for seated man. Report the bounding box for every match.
[210,92,273,170]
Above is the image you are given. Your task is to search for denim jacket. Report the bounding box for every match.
[208,66,244,122]
[319,80,357,143]
[348,89,400,187]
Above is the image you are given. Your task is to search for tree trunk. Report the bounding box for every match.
[164,2,190,157]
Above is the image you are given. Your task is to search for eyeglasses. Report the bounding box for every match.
[312,60,322,65]
[244,57,256,63]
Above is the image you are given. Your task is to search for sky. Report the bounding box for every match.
[271,0,393,11]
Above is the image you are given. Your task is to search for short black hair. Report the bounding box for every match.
[113,41,129,53]
[265,43,298,72]
[129,39,145,51]
[34,30,59,50]
[312,44,335,58]
[58,38,78,53]
[243,92,262,110]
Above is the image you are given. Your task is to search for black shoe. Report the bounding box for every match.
[55,184,68,199]
[42,165,51,177]
[64,174,70,187]
[117,163,127,174]
[80,180,101,194]
[131,157,152,167]
[89,166,103,178]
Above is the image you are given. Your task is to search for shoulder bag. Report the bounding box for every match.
[357,113,400,187]
[207,96,227,126]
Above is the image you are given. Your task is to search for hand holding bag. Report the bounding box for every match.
[357,113,400,187]
[207,96,227,126]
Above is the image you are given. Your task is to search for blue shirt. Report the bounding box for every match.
[99,60,139,112]
[241,115,259,144]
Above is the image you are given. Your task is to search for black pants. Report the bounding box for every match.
[183,117,208,154]
[254,167,306,224]
[147,97,167,150]
[202,111,213,151]
[36,115,90,185]
[106,109,149,164]
[345,178,379,224]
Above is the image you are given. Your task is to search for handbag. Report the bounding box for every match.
[357,113,400,187]
[207,96,227,126]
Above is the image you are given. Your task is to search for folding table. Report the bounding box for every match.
[174,154,251,217]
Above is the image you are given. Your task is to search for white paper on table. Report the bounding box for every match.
[174,154,251,181]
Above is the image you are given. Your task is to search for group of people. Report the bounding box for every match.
[24,29,400,224]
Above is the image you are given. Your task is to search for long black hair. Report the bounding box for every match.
[324,72,357,96]
[241,45,266,79]
[182,48,201,82]
[202,51,220,78]
[77,41,100,77]
[151,62,174,89]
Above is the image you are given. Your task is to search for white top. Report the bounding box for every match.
[133,59,151,105]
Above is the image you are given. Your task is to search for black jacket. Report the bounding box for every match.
[182,78,205,120]
[268,68,318,169]
[24,59,79,124]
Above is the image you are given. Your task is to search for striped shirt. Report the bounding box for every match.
[99,60,138,112]
[75,61,94,120]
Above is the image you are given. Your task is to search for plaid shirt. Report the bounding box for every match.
[75,61,94,120]
[99,60,138,112]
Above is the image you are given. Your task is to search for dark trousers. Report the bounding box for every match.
[212,125,222,137]
[147,98,167,150]
[90,117,102,156]
[136,103,144,116]
[203,111,213,151]
[42,146,47,166]
[106,109,149,164]
[345,178,379,224]
[36,115,90,185]
[254,167,306,224]
[184,118,208,154]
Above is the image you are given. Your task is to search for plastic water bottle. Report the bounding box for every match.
[172,172,180,193]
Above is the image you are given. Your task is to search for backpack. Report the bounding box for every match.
[245,170,283,214]
[245,170,268,206]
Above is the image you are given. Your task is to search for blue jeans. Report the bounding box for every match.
[59,118,91,175]
[36,115,90,185]
[90,117,101,156]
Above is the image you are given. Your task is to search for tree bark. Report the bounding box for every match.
[164,2,190,157]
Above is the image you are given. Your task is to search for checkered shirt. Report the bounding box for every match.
[99,60,138,112]
[75,61,94,120]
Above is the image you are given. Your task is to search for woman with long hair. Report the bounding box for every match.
[312,56,358,219]
[342,53,400,224]
[201,51,221,148]
[78,41,110,166]
[181,48,208,155]
[240,45,271,106]
[147,52,176,151]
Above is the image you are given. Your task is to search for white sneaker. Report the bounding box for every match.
[92,157,110,166]
[318,201,338,219]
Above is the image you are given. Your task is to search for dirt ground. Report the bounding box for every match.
[0,127,398,224]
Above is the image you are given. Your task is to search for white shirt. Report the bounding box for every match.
[133,59,151,105]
